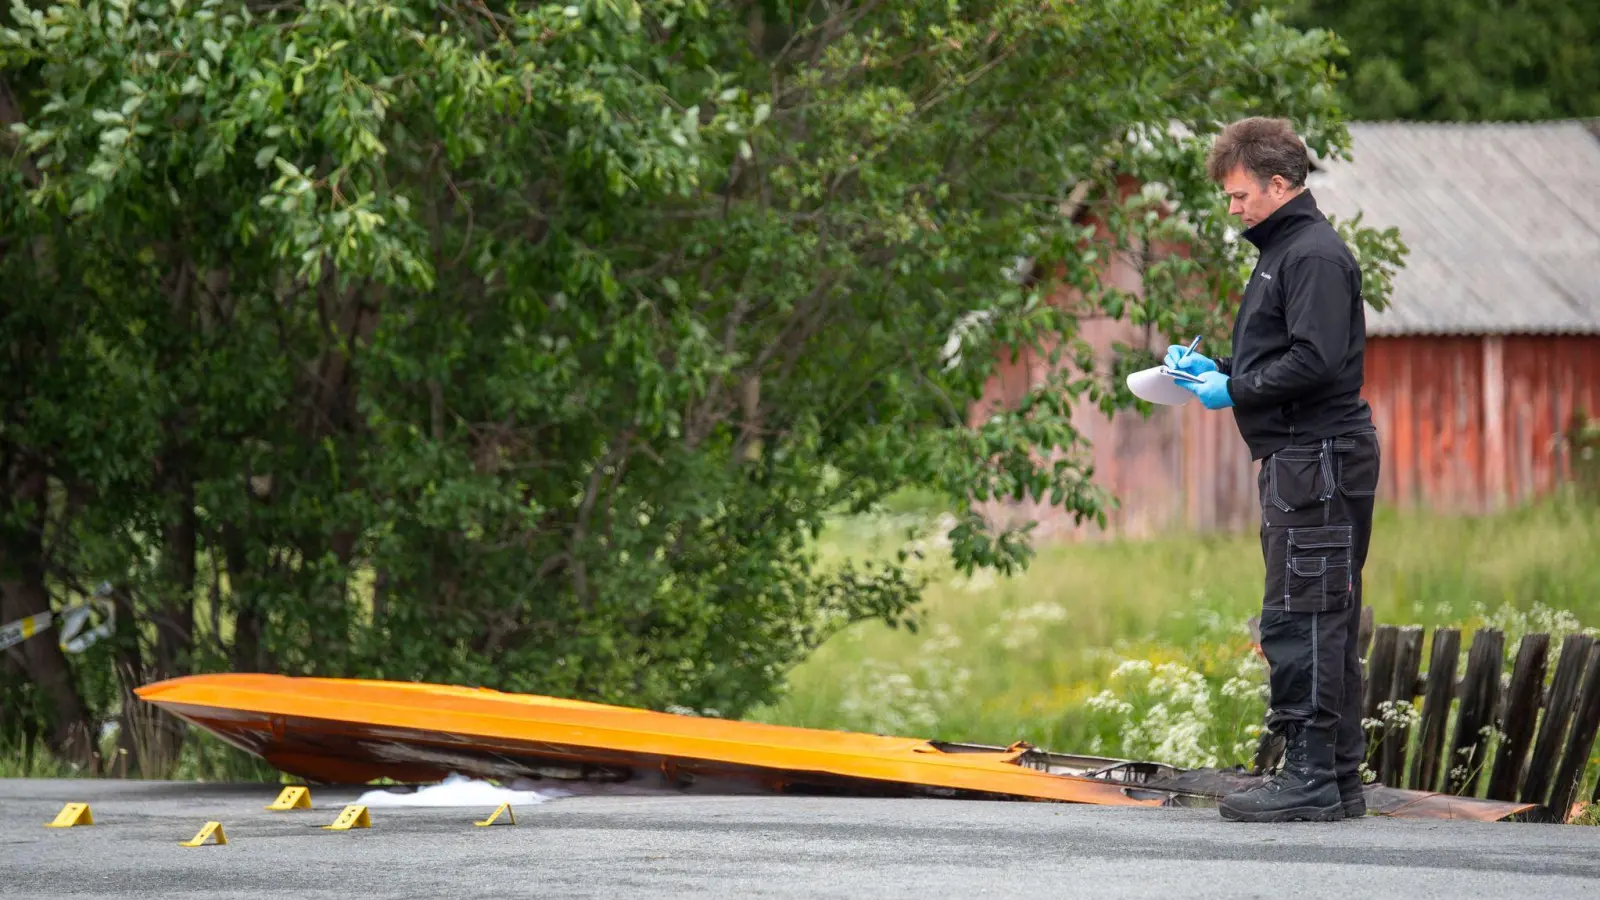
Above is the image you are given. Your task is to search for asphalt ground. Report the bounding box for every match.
[4,778,1599,898]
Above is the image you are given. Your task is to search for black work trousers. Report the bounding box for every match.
[1255,429,1380,781]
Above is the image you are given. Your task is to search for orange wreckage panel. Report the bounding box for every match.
[136,673,1537,821]
[137,673,1166,806]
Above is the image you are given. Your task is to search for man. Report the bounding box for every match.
[1166,117,1382,823]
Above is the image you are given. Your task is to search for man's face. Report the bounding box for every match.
[1221,166,1297,229]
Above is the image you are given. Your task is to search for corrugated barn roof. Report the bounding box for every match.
[1308,120,1600,336]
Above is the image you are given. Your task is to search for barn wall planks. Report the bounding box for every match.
[972,334,1600,540]
[1363,337,1486,511]
[1365,336,1600,513]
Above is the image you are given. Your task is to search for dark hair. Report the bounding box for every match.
[1206,117,1308,187]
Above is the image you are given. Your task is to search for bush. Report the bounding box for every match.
[1,0,1396,771]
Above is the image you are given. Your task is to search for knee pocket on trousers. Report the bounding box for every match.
[1268,525,1354,613]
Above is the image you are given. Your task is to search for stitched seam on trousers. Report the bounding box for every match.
[1311,611,1320,723]
[1322,483,1331,528]
[1320,439,1335,502]
[1283,540,1292,606]
[1269,461,1294,513]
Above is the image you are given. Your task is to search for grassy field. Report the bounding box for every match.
[752,493,1600,781]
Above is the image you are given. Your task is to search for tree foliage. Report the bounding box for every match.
[1,0,1403,772]
[1239,0,1600,121]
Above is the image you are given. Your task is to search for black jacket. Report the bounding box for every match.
[1215,190,1374,460]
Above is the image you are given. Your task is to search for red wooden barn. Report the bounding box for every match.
[972,121,1600,540]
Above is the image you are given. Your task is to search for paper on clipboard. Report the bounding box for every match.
[1126,366,1201,406]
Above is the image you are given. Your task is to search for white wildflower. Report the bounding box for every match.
[1376,700,1421,728]
[834,652,972,736]
[1221,676,1260,700]
[1088,657,1241,770]
[1109,659,1154,680]
[1087,689,1133,717]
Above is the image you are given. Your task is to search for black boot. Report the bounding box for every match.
[1337,770,1367,819]
[1219,725,1343,823]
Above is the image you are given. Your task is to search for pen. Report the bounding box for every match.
[1180,335,1202,360]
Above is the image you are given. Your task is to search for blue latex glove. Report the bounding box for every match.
[1164,343,1217,376]
[1181,371,1234,410]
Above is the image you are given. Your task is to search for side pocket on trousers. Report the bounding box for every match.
[1337,436,1380,498]
[1267,446,1329,512]
[1282,525,1353,613]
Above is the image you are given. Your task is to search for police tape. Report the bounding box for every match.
[0,592,115,655]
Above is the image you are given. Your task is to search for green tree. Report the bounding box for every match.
[1,0,1403,773]
[1237,0,1600,120]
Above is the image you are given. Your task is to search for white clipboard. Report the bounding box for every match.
[1126,365,1204,406]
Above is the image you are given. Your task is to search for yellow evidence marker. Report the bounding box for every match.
[179,822,228,847]
[322,804,371,831]
[44,803,93,828]
[473,803,516,827]
[266,786,312,811]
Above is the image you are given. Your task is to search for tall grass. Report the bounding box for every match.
[753,493,1600,774]
[0,742,79,779]
[0,719,279,782]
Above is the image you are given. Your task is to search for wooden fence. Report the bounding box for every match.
[1256,611,1600,823]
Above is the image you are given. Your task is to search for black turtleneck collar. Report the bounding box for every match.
[1240,189,1323,251]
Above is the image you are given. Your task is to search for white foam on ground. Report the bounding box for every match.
[356,773,557,808]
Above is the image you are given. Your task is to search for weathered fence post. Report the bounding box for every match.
[1446,628,1503,796]
[1486,632,1551,800]
[1380,626,1424,787]
[1363,625,1398,769]
[1410,627,1460,792]
[1519,634,1597,809]
[1545,643,1600,821]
